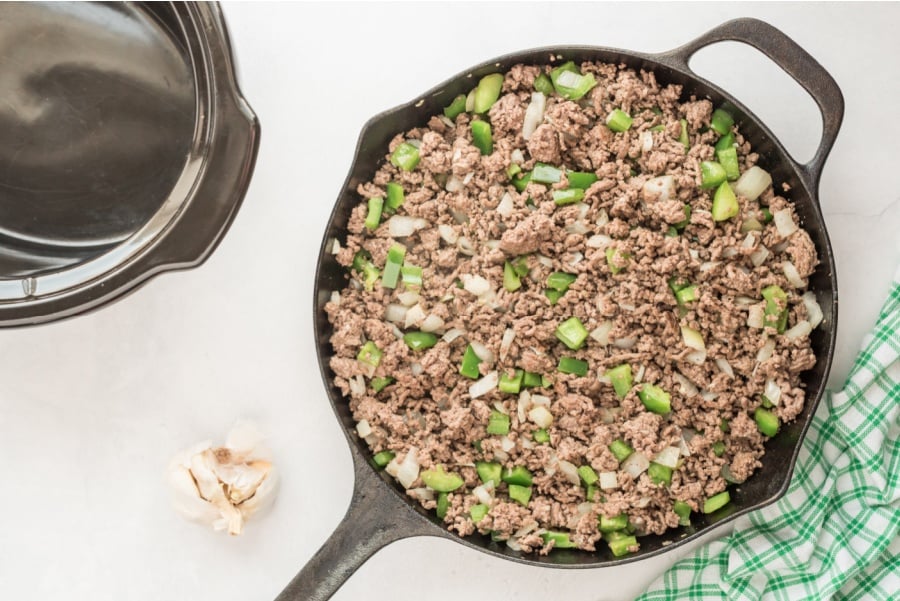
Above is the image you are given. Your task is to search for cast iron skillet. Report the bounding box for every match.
[283,18,842,601]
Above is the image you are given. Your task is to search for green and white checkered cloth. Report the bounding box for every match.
[638,272,900,601]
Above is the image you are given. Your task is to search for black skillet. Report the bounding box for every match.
[282,18,843,601]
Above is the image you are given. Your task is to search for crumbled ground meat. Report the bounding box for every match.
[325,60,819,556]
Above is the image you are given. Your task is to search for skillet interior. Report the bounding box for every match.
[314,45,837,566]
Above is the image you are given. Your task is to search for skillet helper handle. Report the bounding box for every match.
[275,461,437,601]
[663,17,844,192]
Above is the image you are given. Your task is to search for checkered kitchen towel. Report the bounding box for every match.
[637,272,900,601]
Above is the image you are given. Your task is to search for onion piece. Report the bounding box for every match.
[596,208,609,227]
[634,364,646,384]
[673,372,698,397]
[421,314,445,333]
[569,251,584,266]
[715,357,735,378]
[517,391,531,423]
[773,209,798,238]
[741,218,764,233]
[642,175,675,203]
[764,379,782,405]
[590,321,613,346]
[686,350,708,366]
[802,292,824,329]
[565,221,590,235]
[469,371,498,399]
[734,296,756,306]
[330,239,341,255]
[750,244,770,267]
[388,215,428,237]
[397,291,420,307]
[497,192,514,217]
[747,304,765,329]
[528,405,554,428]
[356,420,372,438]
[678,435,692,457]
[783,261,805,288]
[445,174,464,192]
[410,362,424,376]
[329,291,341,306]
[404,304,426,329]
[438,224,458,244]
[442,328,464,343]
[462,274,491,297]
[473,484,494,504]
[614,337,637,350]
[558,461,581,486]
[500,436,516,453]
[756,336,776,364]
[641,130,653,153]
[699,261,720,273]
[622,452,650,478]
[681,326,706,351]
[530,394,551,407]
[510,148,525,164]
[586,234,612,249]
[598,471,618,490]
[741,232,757,249]
[522,92,546,141]
[348,375,365,397]
[653,446,681,469]
[535,254,553,268]
[457,236,475,256]
[386,447,420,489]
[500,328,516,360]
[492,401,508,415]
[700,390,719,402]
[732,166,772,202]
[470,340,495,364]
[785,320,812,340]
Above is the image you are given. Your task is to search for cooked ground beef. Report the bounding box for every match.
[325,60,821,555]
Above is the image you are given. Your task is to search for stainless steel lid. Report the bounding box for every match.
[0,1,259,326]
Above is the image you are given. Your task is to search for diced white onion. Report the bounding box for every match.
[678,436,692,457]
[558,460,581,486]
[457,236,475,256]
[528,405,554,428]
[404,304,426,329]
[409,487,434,501]
[732,166,772,202]
[465,89,475,112]
[689,249,700,260]
[500,328,516,360]
[445,174,464,192]
[715,357,734,378]
[747,304,765,329]
[348,375,365,397]
[641,131,653,153]
[463,172,474,185]
[517,390,531,423]
[356,420,372,438]
[556,70,581,88]
[750,244,770,267]
[599,471,618,490]
[484,239,501,251]
[773,209,798,237]
[686,349,708,365]
[785,320,812,340]
[330,239,341,255]
[565,221,590,235]
[530,394,551,407]
[681,326,706,351]
[329,290,341,306]
[388,215,428,237]
[522,91,546,141]
[469,371,498,399]
[634,364,646,384]
[699,261,719,273]
[622,452,650,478]
[802,292,824,329]
[740,218,764,233]
[783,261,805,288]
[442,328,464,343]
[673,372,698,397]
[521,438,534,450]
[493,449,509,462]
[653,446,681,469]
[756,337,776,364]
[614,337,637,350]
[569,251,584,266]
[735,295,756,306]
[619,301,636,312]
[500,436,516,453]
[596,208,609,227]
[741,232,757,249]
[700,390,719,402]
[462,274,492,297]
[589,321,613,346]
[386,446,420,489]
[505,538,522,552]
[598,407,619,424]
[390,324,405,340]
[586,234,612,249]
[492,401,508,415]
[722,247,739,259]
[642,175,675,203]
[510,149,525,164]
[397,291,420,306]
[410,362,424,376]
[421,314,445,333]
[764,379,782,405]
[535,254,554,268]
[470,340,494,364]
[497,192,514,217]
[438,224,458,244]
[473,484,494,504]
[439,115,455,129]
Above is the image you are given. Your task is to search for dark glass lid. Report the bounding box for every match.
[0,1,259,326]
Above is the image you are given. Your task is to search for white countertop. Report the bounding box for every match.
[1,2,898,600]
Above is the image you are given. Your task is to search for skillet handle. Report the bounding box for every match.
[274,452,439,601]
[660,17,844,193]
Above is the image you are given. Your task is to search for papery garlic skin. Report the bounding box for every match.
[168,422,277,535]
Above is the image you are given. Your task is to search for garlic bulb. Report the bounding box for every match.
[168,421,278,536]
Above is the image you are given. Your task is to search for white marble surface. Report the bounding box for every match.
[1,2,898,600]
